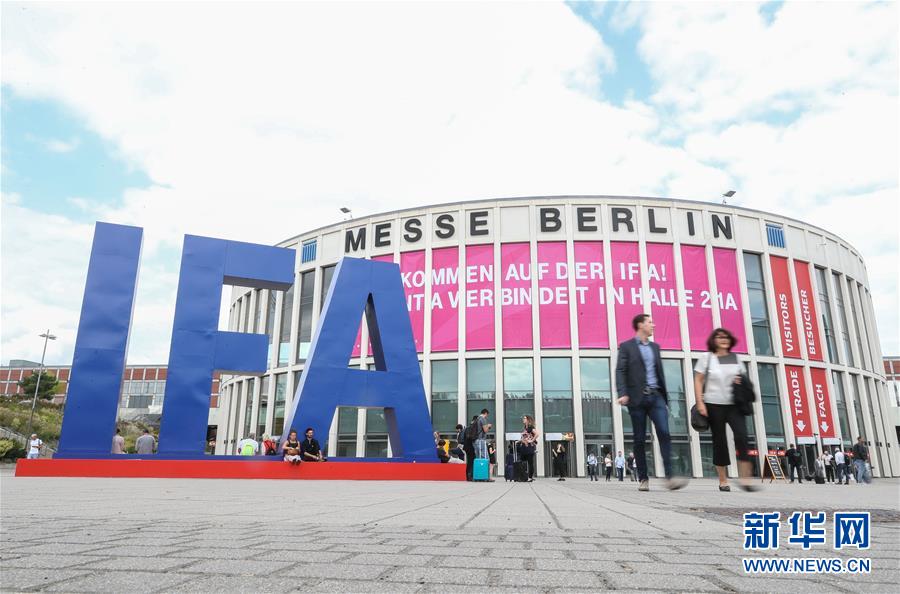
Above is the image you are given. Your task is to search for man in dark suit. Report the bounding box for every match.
[616,314,687,492]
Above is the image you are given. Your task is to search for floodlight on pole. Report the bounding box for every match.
[26,330,57,448]
[340,207,352,221]
[722,190,736,204]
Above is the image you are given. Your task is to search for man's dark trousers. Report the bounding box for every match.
[464,442,476,481]
[629,390,673,481]
[789,463,803,483]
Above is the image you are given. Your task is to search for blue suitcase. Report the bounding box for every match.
[473,458,490,481]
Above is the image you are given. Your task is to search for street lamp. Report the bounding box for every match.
[722,190,736,204]
[340,207,352,221]
[26,330,56,447]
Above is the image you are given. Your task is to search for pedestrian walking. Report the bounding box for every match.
[693,328,757,492]
[552,443,567,481]
[785,444,804,483]
[111,428,125,454]
[834,448,848,484]
[615,314,688,491]
[604,453,613,481]
[823,450,835,483]
[26,434,43,459]
[517,415,539,482]
[615,451,626,481]
[135,429,156,455]
[628,452,637,481]
[852,437,870,484]
[587,451,599,481]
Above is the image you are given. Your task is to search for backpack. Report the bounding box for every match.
[464,419,480,443]
[240,442,256,456]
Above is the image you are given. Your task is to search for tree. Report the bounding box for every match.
[16,371,60,401]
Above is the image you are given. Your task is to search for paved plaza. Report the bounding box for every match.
[1,466,898,593]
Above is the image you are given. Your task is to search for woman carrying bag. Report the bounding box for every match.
[693,328,758,492]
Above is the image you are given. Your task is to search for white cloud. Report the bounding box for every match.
[1,1,897,361]
[43,137,80,153]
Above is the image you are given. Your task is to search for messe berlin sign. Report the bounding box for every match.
[56,222,436,461]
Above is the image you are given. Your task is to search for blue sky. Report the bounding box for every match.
[1,88,152,220]
[1,1,896,365]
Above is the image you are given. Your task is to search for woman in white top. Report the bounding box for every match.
[694,328,756,492]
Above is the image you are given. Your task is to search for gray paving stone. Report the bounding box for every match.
[324,543,406,554]
[533,558,626,572]
[170,575,303,593]
[43,571,194,592]
[491,548,566,559]
[385,566,491,584]
[179,559,294,576]
[83,544,189,557]
[716,575,852,592]
[296,579,422,593]
[497,568,604,588]
[78,556,203,571]
[408,545,486,557]
[346,553,433,566]
[171,546,273,560]
[0,568,92,591]
[0,553,98,569]
[606,572,727,591]
[279,562,389,580]
[439,555,527,570]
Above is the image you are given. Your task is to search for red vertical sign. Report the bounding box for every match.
[793,260,824,362]
[784,365,814,444]
[809,368,838,443]
[770,256,800,359]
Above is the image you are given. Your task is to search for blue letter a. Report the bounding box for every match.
[280,257,436,461]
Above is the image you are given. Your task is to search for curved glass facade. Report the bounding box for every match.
[217,197,899,478]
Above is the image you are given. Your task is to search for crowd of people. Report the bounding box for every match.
[71,314,876,490]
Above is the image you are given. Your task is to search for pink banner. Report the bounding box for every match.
[465,244,495,350]
[537,242,571,348]
[680,245,713,351]
[501,243,533,349]
[353,254,394,358]
[400,250,426,353]
[646,243,682,350]
[430,247,459,352]
[573,242,608,348]
[610,242,642,345]
[711,247,747,354]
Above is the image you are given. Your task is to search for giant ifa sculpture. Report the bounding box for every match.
[16,222,460,480]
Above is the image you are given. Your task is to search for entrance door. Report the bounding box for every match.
[801,444,818,478]
[544,440,577,478]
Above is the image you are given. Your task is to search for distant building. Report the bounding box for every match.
[0,362,222,441]
[884,356,900,444]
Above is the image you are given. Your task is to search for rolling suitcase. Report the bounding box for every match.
[473,458,490,481]
[513,461,529,482]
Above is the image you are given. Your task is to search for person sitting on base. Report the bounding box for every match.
[282,429,302,465]
[437,440,450,463]
[300,427,326,462]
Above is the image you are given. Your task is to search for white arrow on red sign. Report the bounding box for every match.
[796,420,806,432]
[820,422,829,432]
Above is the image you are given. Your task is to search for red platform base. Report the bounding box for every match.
[14,459,467,481]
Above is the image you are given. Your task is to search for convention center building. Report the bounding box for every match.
[217,196,900,478]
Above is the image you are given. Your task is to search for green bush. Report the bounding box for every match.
[0,438,25,460]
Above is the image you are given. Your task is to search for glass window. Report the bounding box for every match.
[320,265,336,308]
[854,284,875,370]
[365,438,388,458]
[336,439,356,457]
[273,374,287,436]
[743,253,773,356]
[243,379,255,436]
[296,271,315,362]
[366,408,387,434]
[662,360,687,436]
[847,280,867,369]
[831,371,851,447]
[338,407,357,435]
[699,440,717,477]
[580,358,612,435]
[815,268,838,363]
[466,359,496,431]
[670,441,692,477]
[541,358,573,433]
[253,289,262,333]
[832,273,854,366]
[266,290,277,365]
[503,358,534,433]
[243,293,251,332]
[757,364,784,446]
[431,360,459,434]
[257,376,270,437]
[278,285,294,366]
